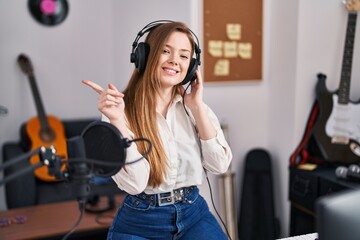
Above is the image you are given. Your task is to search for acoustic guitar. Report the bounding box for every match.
[17,54,67,181]
[312,0,360,164]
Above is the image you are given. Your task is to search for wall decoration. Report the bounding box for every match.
[203,0,263,82]
[28,0,69,26]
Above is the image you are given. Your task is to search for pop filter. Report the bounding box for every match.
[81,121,128,177]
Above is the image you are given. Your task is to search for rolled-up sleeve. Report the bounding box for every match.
[199,107,233,174]
[111,142,150,195]
[201,129,232,174]
[102,114,150,195]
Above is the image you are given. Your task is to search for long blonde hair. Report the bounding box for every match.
[123,22,196,187]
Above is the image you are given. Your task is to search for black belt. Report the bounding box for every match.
[136,186,196,206]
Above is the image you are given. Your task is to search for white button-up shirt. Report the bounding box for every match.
[110,95,232,195]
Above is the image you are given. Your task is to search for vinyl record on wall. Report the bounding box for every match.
[28,0,69,26]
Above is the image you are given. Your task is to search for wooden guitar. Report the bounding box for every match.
[312,0,360,164]
[17,54,67,181]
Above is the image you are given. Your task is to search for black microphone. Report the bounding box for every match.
[335,165,360,182]
[66,136,92,200]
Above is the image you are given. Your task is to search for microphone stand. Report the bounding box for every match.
[0,146,61,186]
[0,143,92,240]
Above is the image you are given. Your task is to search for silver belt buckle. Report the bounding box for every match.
[158,191,175,206]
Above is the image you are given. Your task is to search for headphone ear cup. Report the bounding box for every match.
[181,58,198,85]
[134,42,150,74]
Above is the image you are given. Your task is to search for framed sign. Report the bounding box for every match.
[203,0,263,82]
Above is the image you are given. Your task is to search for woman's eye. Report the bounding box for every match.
[163,49,170,54]
[181,55,189,59]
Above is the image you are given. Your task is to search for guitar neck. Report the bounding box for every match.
[28,75,50,130]
[338,12,357,104]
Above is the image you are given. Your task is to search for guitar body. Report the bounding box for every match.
[312,75,360,163]
[26,115,68,181]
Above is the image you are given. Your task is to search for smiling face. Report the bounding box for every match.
[156,31,192,88]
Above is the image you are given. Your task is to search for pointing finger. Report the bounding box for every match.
[82,80,104,94]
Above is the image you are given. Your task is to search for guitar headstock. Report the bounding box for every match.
[345,0,360,13]
[17,54,34,77]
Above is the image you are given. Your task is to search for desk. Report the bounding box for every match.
[289,166,360,236]
[0,194,124,240]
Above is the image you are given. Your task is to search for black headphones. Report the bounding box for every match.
[130,20,201,85]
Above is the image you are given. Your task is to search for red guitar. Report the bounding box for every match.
[312,0,360,163]
[17,54,67,181]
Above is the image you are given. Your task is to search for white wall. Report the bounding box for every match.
[268,0,360,237]
[1,0,360,238]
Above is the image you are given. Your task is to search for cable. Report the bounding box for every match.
[126,137,153,165]
[62,137,152,168]
[61,199,86,240]
[181,83,192,117]
[181,91,232,240]
[205,172,232,240]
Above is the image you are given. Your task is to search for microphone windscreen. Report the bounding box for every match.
[81,121,127,177]
[335,166,348,179]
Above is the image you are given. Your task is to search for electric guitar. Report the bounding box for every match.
[17,54,67,181]
[312,0,360,164]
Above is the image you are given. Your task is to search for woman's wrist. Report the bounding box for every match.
[110,118,131,139]
[188,101,205,117]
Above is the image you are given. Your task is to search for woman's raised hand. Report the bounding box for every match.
[178,69,204,111]
[82,80,125,123]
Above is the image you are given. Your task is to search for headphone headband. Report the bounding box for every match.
[130,20,201,85]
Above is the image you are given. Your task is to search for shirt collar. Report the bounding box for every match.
[155,94,183,115]
[173,94,183,104]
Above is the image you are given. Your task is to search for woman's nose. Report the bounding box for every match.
[168,54,178,65]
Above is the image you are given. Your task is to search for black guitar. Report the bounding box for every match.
[312,0,360,164]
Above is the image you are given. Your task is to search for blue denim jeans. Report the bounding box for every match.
[107,186,227,240]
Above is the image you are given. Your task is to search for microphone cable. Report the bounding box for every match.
[181,82,192,117]
[181,87,232,240]
[126,137,153,165]
[205,171,232,240]
[61,199,86,240]
[62,137,152,170]
[57,137,152,239]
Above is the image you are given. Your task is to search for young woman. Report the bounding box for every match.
[82,21,232,240]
